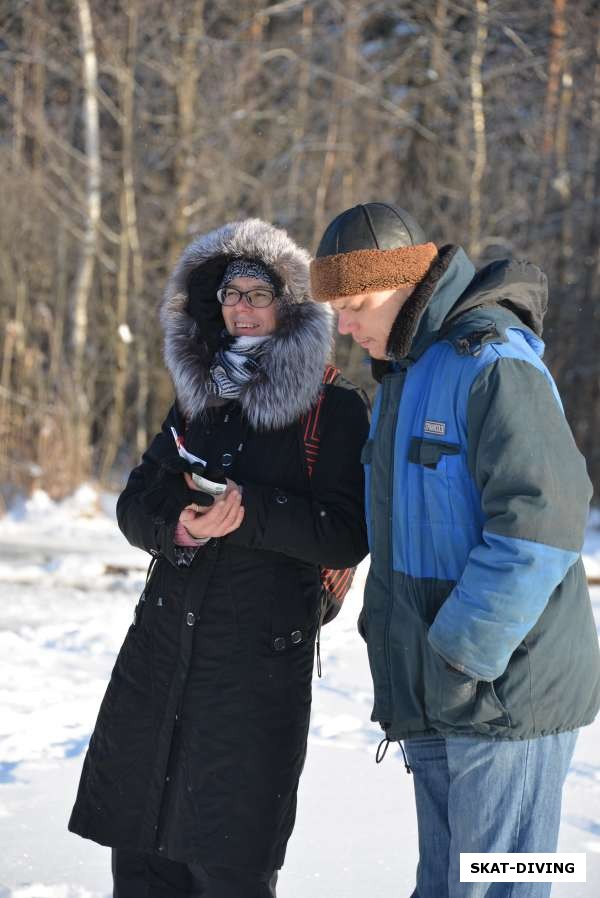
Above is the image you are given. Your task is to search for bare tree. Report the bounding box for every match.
[535,0,567,225]
[72,0,102,480]
[468,0,488,258]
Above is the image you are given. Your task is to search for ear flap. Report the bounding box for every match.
[186,255,229,353]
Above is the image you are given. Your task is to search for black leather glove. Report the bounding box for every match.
[159,453,202,477]
[141,465,212,526]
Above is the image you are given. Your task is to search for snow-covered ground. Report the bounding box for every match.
[1,488,599,897]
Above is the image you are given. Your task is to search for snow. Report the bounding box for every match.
[1,486,599,896]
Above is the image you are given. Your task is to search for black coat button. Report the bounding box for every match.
[275,493,288,505]
[186,612,195,626]
[290,630,303,644]
[273,637,286,651]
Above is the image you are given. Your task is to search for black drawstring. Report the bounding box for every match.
[315,589,329,678]
[375,736,412,773]
[376,737,390,763]
[316,609,323,678]
[399,740,412,774]
[144,552,159,593]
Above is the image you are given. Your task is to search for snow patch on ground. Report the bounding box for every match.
[10,886,95,898]
[1,488,599,895]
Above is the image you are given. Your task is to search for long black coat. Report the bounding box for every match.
[68,383,368,873]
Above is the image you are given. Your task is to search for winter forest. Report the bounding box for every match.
[1,0,600,500]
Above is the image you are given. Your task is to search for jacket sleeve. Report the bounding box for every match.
[116,404,195,566]
[225,385,370,569]
[428,357,592,681]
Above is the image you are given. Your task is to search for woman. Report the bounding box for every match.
[68,218,369,897]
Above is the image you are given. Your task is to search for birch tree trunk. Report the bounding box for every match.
[339,2,360,211]
[286,5,313,221]
[469,0,488,259]
[72,0,101,480]
[29,0,47,174]
[169,0,205,266]
[534,0,567,224]
[312,32,346,244]
[555,68,574,289]
[100,0,141,480]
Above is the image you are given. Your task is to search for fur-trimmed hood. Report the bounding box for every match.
[161,219,333,431]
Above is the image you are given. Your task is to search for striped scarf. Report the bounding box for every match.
[208,332,271,399]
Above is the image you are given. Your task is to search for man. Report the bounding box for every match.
[310,203,600,898]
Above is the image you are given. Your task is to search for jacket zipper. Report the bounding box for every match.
[381,365,409,726]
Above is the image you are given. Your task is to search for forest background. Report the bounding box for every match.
[1,0,599,501]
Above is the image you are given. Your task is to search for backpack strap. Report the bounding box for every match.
[302,364,341,478]
[301,365,357,610]
[321,363,340,385]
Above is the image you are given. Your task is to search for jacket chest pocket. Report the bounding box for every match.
[408,437,471,525]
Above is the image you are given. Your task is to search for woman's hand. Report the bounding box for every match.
[178,488,244,539]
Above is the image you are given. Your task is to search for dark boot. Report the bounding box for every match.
[189,864,278,897]
[112,848,192,898]
[112,849,278,898]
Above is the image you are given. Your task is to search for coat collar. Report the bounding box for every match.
[372,245,472,380]
[372,246,547,380]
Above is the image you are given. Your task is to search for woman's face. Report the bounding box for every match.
[220,276,278,337]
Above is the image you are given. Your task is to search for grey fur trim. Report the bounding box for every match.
[161,219,333,430]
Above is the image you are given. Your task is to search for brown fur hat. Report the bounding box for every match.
[310,203,438,301]
[310,242,438,301]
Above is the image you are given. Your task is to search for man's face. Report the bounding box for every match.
[329,286,415,359]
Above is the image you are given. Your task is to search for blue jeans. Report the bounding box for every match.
[404,731,577,898]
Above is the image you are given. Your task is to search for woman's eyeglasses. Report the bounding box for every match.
[216,286,276,308]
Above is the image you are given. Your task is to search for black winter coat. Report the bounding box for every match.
[68,387,368,873]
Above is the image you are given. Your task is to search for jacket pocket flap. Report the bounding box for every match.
[408,437,460,469]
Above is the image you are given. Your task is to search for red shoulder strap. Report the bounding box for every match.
[303,365,341,478]
[303,365,357,610]
[321,363,340,385]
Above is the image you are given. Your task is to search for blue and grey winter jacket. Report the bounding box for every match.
[361,246,600,740]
